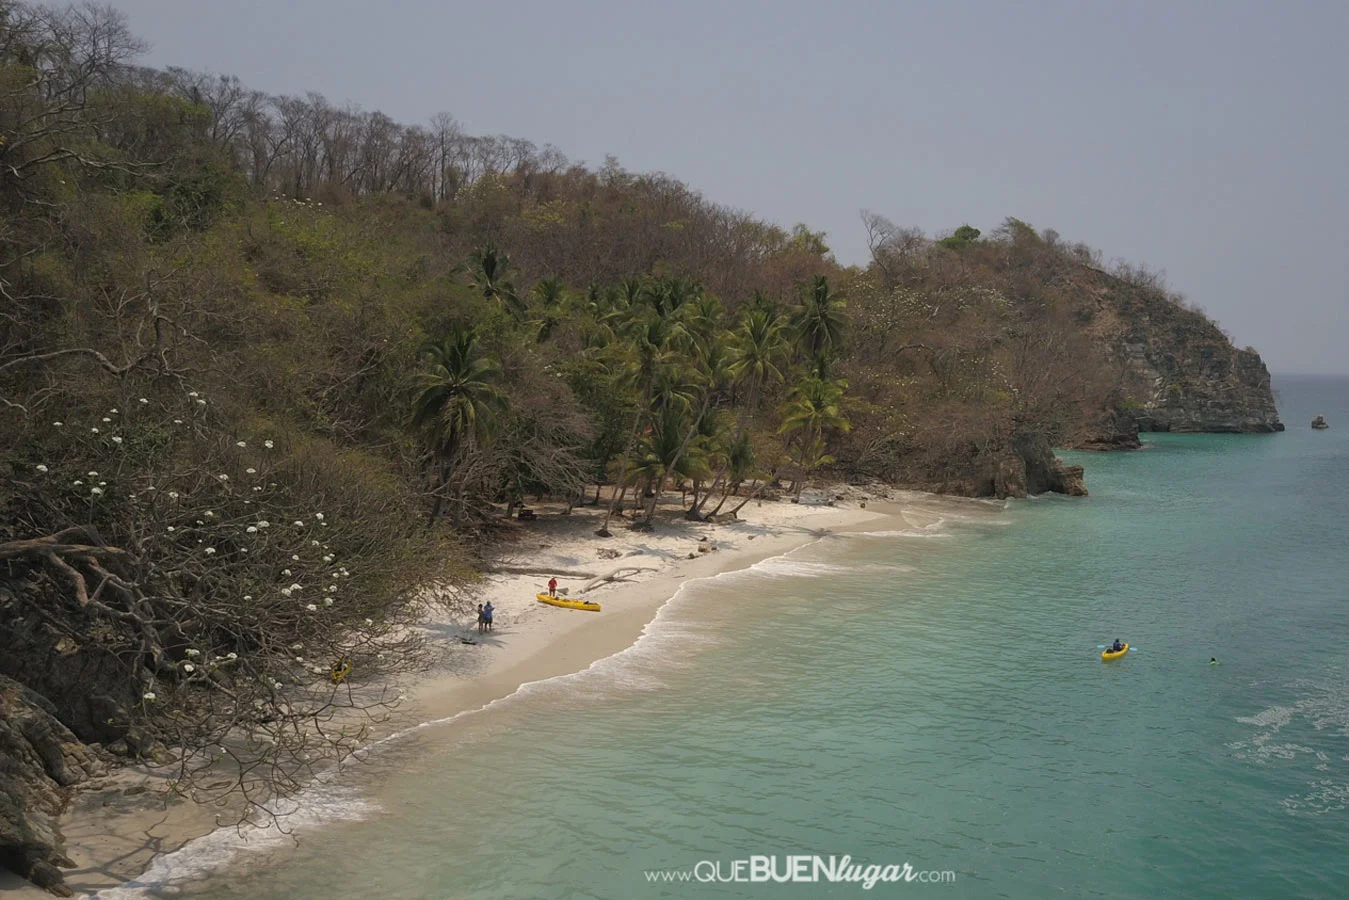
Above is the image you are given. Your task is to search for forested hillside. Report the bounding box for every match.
[0,4,1280,892]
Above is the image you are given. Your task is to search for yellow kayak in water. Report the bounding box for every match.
[1101,643,1129,661]
[536,593,601,612]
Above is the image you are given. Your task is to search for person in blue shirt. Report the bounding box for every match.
[1111,639,1123,652]
[483,602,494,632]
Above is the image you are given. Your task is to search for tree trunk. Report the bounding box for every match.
[687,472,725,520]
[661,392,711,504]
[599,398,649,535]
[643,473,661,522]
[709,477,742,517]
[691,464,728,518]
[728,480,759,516]
[426,458,450,528]
[729,463,780,516]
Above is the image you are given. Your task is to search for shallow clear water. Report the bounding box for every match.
[127,376,1349,899]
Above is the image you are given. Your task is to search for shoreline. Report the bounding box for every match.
[28,487,976,898]
[406,497,902,728]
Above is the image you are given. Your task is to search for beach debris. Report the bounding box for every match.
[484,565,598,579]
[597,548,621,559]
[580,565,659,593]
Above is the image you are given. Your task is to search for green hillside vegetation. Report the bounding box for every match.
[0,5,1264,873]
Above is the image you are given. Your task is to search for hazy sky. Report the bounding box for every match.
[105,0,1348,373]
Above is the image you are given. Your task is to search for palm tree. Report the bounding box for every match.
[792,275,848,367]
[710,431,761,517]
[654,333,732,520]
[412,326,506,525]
[631,405,710,523]
[580,283,619,350]
[466,242,525,319]
[778,375,850,501]
[729,307,790,406]
[533,276,566,307]
[645,277,700,320]
[531,276,567,342]
[687,307,789,519]
[684,293,725,343]
[596,313,683,535]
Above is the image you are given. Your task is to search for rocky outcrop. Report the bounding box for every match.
[1089,277,1283,434]
[0,609,140,747]
[902,436,1087,499]
[0,676,106,896]
[1073,402,1143,451]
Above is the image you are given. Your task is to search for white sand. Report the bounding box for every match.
[408,491,895,724]
[32,486,970,897]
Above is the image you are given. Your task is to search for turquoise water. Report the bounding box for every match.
[129,376,1349,899]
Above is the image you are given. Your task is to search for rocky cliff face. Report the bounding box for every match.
[1086,274,1284,436]
[0,676,106,897]
[898,436,1087,500]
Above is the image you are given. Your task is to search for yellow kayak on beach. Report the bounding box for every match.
[1101,643,1130,661]
[536,593,601,612]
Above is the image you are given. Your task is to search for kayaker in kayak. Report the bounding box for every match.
[1111,639,1123,652]
[548,577,558,597]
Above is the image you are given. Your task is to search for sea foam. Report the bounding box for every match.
[93,535,855,896]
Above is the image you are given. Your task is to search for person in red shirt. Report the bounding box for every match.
[548,577,558,597]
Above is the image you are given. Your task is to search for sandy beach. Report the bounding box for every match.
[11,486,966,898]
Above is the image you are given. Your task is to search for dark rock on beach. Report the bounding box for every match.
[0,675,107,895]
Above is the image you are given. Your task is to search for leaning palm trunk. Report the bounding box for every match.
[643,473,662,522]
[598,404,647,536]
[708,477,743,516]
[727,479,762,517]
[792,430,814,501]
[729,459,783,516]
[651,393,714,525]
[688,376,759,520]
[687,470,726,519]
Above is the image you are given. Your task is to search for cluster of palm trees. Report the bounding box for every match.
[412,243,852,531]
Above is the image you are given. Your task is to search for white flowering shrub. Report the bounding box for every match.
[1,389,467,802]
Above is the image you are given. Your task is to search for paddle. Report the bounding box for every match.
[1096,645,1140,652]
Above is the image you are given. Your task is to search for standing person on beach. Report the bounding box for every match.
[476,603,485,634]
[483,601,494,632]
[548,577,558,598]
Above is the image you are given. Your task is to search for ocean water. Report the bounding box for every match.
[115,376,1349,900]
